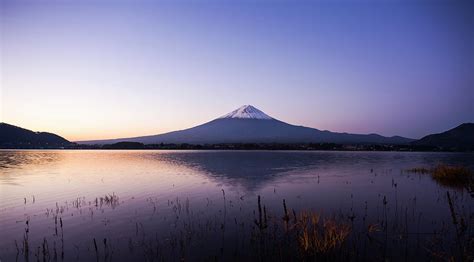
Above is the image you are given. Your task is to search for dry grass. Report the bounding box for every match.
[407,164,473,191]
[295,211,351,256]
[431,165,472,189]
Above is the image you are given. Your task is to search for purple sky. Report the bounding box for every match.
[1,0,473,141]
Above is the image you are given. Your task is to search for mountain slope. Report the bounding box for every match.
[0,123,72,148]
[412,123,474,150]
[78,105,414,145]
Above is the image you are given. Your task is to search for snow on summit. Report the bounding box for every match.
[219,105,273,120]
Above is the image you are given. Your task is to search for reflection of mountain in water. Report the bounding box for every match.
[155,151,327,191]
[152,151,474,192]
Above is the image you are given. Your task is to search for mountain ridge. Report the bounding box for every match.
[77,105,414,145]
[411,123,474,150]
[0,122,72,148]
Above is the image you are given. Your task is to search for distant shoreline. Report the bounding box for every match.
[3,121,473,152]
[1,142,472,152]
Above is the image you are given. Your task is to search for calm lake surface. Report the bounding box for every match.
[1,150,473,261]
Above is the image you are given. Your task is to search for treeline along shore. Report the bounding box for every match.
[68,141,468,152]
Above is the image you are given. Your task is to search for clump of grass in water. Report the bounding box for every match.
[406,165,473,193]
[252,197,352,260]
[98,193,120,208]
[431,165,472,189]
[296,211,351,256]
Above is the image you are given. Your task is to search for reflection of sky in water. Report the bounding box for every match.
[0,150,473,260]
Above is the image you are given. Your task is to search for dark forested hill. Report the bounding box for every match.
[0,123,72,148]
[412,123,474,150]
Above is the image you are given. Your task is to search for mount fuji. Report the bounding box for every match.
[78,105,414,145]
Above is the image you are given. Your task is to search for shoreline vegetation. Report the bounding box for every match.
[7,189,473,261]
[2,141,473,152]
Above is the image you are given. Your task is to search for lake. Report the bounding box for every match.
[0,150,473,261]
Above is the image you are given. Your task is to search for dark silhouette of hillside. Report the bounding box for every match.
[0,123,72,149]
[412,123,474,151]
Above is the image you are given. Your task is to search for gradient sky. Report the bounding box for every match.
[1,0,473,141]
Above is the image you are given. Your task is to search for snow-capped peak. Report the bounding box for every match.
[219,105,273,120]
